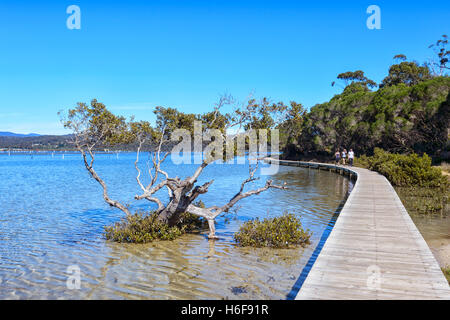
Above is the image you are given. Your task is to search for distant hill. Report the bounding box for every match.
[0,134,74,150]
[0,133,175,151]
[0,132,41,137]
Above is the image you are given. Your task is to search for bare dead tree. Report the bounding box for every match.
[61,96,287,240]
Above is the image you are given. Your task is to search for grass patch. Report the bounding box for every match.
[234,213,312,248]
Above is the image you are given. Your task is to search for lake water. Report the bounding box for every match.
[0,153,351,299]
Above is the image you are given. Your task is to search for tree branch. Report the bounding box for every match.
[188,180,214,202]
[218,179,287,218]
[80,144,131,216]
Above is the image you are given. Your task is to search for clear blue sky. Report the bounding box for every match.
[0,0,448,134]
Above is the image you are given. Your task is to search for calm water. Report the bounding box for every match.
[0,153,351,299]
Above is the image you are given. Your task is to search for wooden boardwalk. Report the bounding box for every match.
[267,159,450,300]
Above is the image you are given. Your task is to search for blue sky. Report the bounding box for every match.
[0,0,449,134]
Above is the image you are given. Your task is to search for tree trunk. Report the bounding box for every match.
[156,192,191,226]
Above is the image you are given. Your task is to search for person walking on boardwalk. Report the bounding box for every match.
[334,150,341,165]
[341,149,347,165]
[348,149,354,167]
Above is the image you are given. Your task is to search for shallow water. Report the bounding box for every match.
[0,153,351,299]
[396,187,450,267]
[409,213,450,269]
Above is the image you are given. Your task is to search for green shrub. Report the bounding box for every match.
[355,149,449,215]
[234,213,311,248]
[104,210,207,243]
[356,148,448,188]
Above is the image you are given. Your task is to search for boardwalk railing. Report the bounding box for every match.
[265,158,450,300]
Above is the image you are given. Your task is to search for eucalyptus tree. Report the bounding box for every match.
[332,70,377,90]
[60,97,288,239]
[380,60,431,87]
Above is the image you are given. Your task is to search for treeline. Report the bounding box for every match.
[0,134,181,152]
[282,77,450,161]
[0,135,73,150]
[280,36,450,161]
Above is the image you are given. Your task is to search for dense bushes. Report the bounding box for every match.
[355,148,449,215]
[234,213,311,248]
[285,77,450,158]
[355,148,448,187]
[104,211,207,243]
